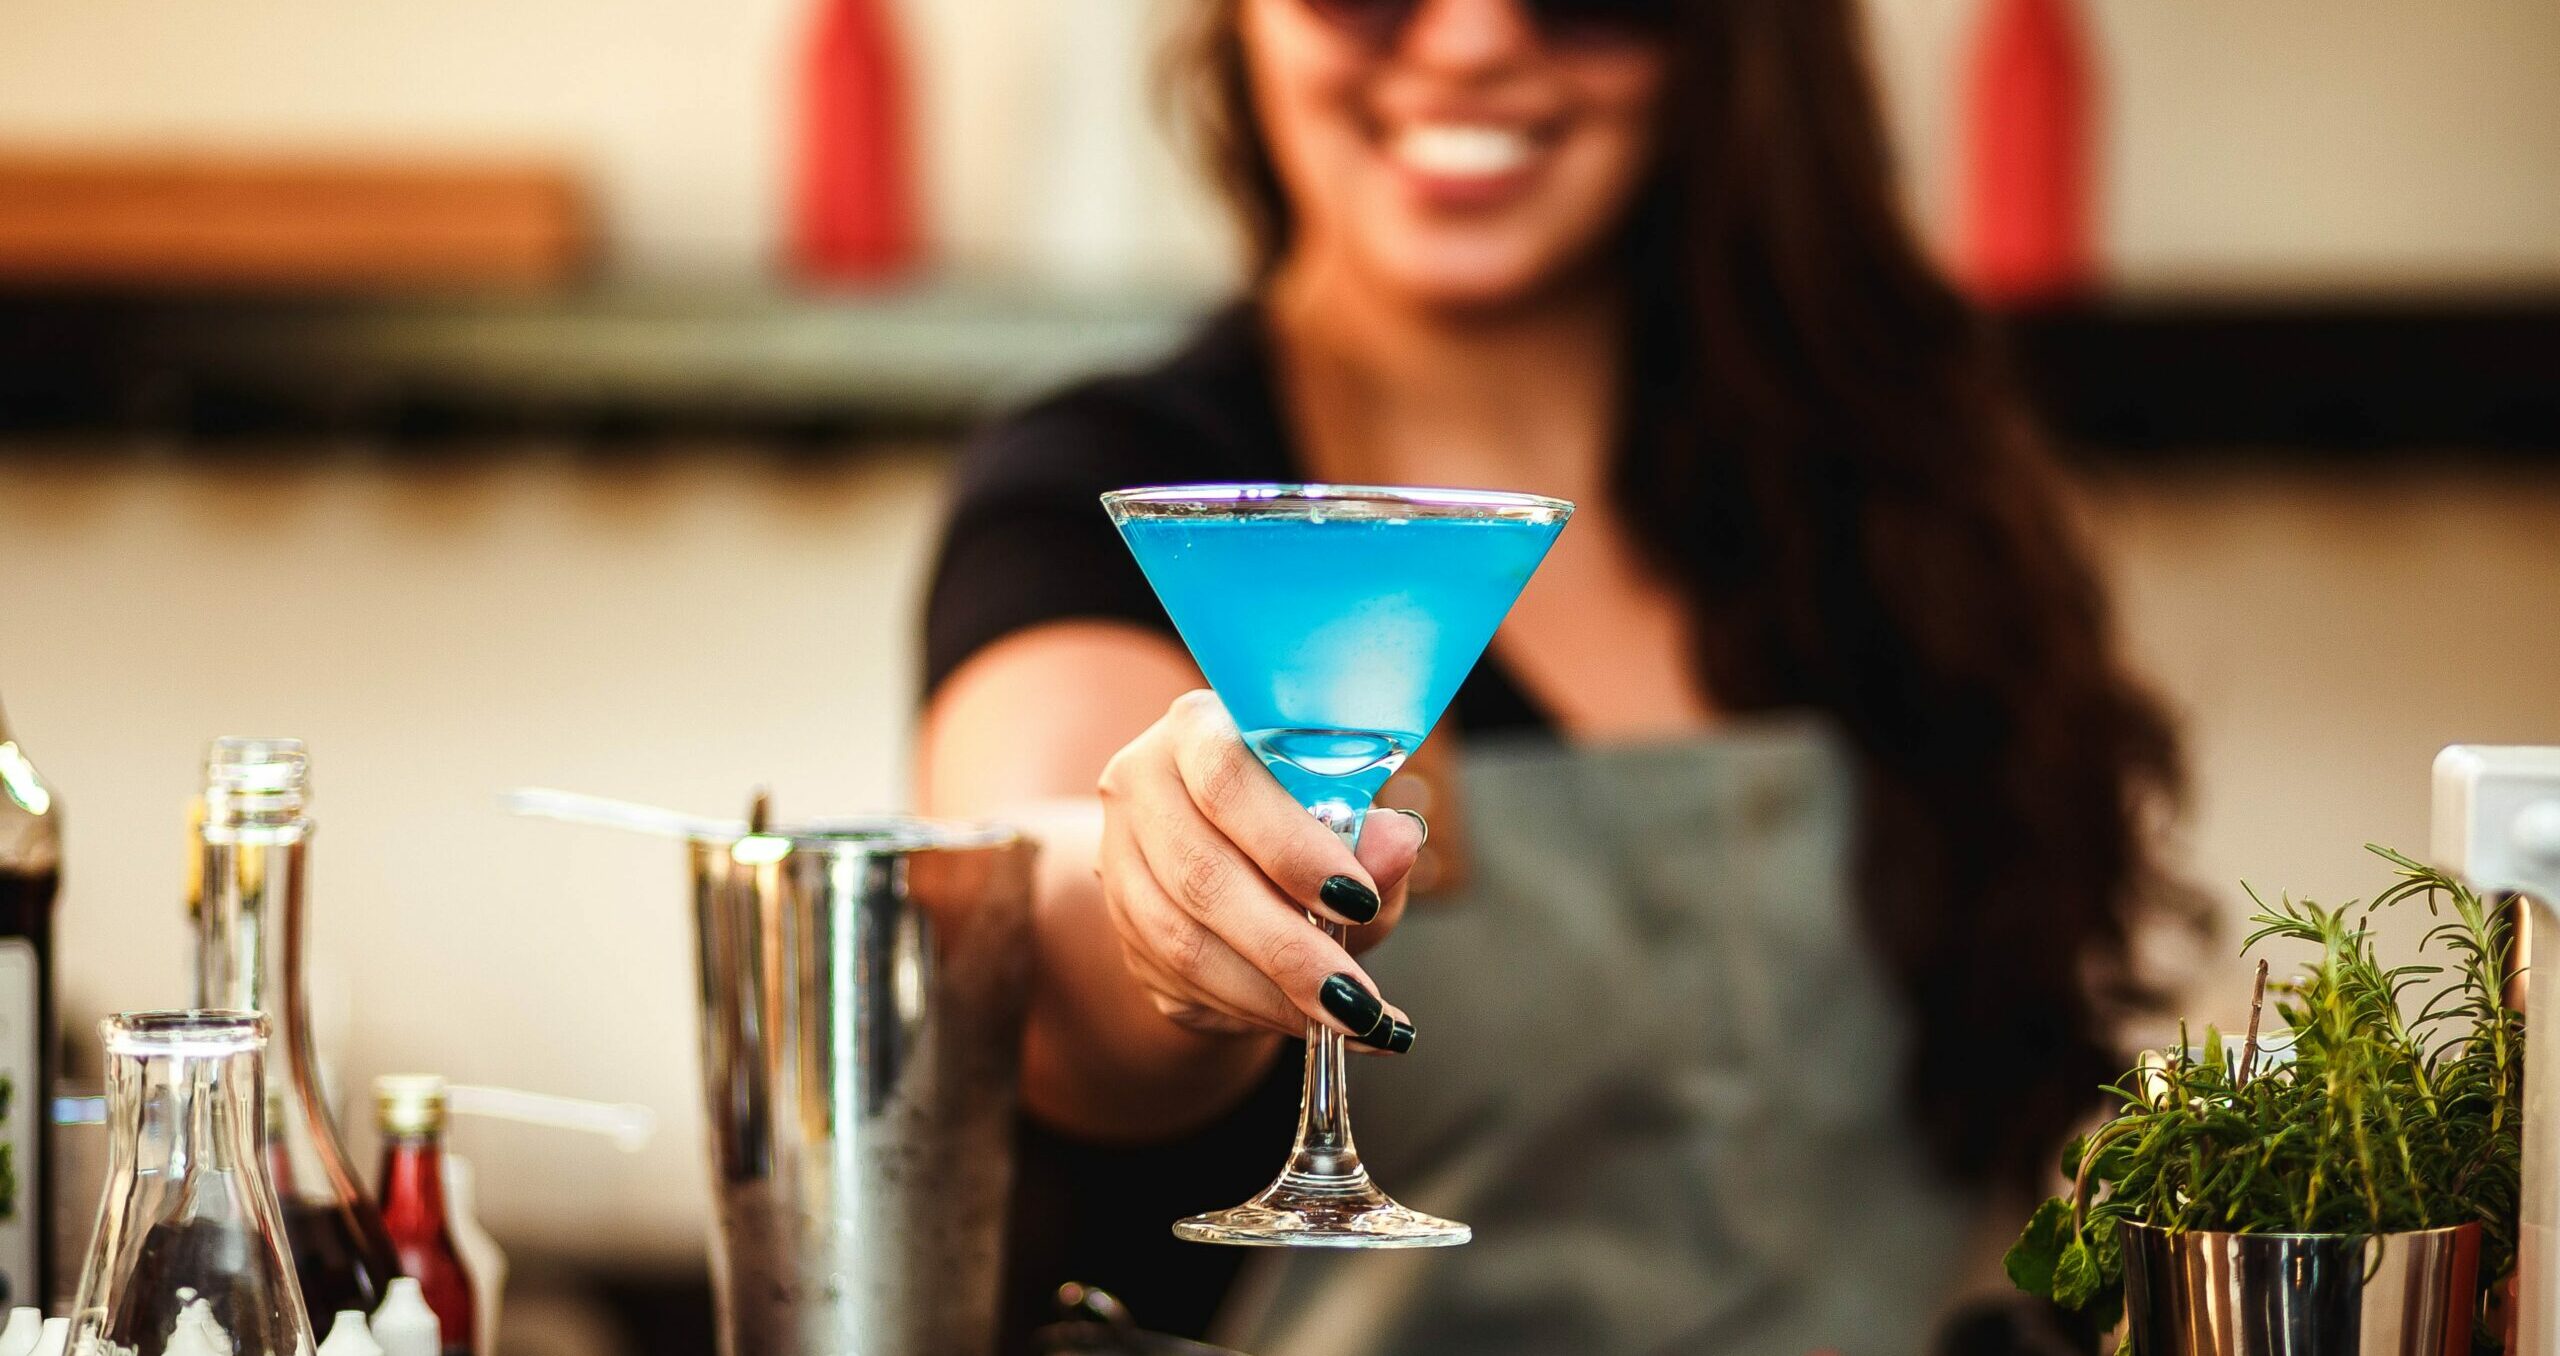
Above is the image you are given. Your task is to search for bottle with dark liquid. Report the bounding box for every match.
[0,701,55,1310]
[375,1076,475,1355]
[192,738,403,1322]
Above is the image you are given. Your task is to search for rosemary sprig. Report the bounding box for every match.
[2006,846,2523,1351]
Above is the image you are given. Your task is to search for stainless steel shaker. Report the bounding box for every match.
[515,792,1035,1356]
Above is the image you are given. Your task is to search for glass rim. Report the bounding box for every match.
[104,1009,268,1056]
[1101,482,1574,522]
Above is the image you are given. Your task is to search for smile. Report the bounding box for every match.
[1388,122,1541,179]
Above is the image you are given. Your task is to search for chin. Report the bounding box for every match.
[1358,234,1582,315]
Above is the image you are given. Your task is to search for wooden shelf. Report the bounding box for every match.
[2,283,2555,455]
[0,280,1203,443]
[2005,295,2560,457]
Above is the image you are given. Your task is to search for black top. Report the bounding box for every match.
[921,305,1553,1349]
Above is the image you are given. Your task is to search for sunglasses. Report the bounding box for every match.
[1299,0,1672,47]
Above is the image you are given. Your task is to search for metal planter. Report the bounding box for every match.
[2120,1220,2481,1356]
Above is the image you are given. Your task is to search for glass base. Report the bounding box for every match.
[1173,1171,1471,1249]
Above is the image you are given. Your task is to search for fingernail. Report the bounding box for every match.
[1319,973,1387,1039]
[1320,875,1381,924]
[1383,1020,1415,1055]
[1385,807,1430,849]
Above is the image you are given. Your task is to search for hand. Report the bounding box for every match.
[1096,690,1426,1052]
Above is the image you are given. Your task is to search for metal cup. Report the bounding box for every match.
[689,816,1035,1356]
[2120,1220,2481,1356]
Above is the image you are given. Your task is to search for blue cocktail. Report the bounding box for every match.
[1105,483,1571,1247]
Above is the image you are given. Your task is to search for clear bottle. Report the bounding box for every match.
[68,1011,317,1356]
[192,739,401,1325]
[0,701,56,1310]
[371,1079,472,1356]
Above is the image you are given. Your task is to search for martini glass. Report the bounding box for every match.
[1103,483,1572,1247]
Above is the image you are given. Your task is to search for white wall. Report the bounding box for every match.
[0,0,804,280]
[0,0,1234,288]
[0,0,2553,290]
[1865,0,2560,291]
[2094,464,2560,1030]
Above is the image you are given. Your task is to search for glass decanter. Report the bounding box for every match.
[191,739,401,1321]
[69,1011,317,1356]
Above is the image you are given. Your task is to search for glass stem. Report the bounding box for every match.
[1279,806,1370,1193]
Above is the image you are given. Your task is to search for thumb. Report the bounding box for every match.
[1355,808,1427,896]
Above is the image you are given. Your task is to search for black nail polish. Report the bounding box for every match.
[1319,973,1387,1039]
[1320,875,1381,924]
[1383,1020,1415,1055]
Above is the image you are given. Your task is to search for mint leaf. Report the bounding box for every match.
[2084,1220,2126,1330]
[2053,1239,2102,1310]
[2005,1197,2071,1297]
[2090,1215,2122,1277]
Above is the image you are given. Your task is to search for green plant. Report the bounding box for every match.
[2006,846,2523,1346]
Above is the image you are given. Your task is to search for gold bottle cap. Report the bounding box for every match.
[374,1073,448,1137]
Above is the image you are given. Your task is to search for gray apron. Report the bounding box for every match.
[1220,719,1983,1356]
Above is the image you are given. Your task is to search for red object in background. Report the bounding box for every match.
[1954,0,2098,304]
[379,1130,478,1355]
[790,0,920,284]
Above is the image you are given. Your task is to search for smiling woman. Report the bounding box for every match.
[920,1,2185,1352]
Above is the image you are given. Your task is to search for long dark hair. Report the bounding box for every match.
[1182,0,2188,1191]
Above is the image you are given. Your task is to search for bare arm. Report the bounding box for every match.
[920,620,1422,1141]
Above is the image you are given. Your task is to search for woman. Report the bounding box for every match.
[921,0,2183,1351]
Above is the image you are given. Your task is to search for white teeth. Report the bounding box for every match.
[1392,123,1534,178]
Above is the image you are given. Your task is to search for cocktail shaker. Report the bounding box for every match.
[515,792,1035,1356]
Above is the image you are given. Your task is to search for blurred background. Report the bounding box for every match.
[0,0,2554,1351]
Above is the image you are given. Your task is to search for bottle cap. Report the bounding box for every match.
[203,736,310,823]
[376,1073,449,1137]
[316,1309,385,1356]
[0,1306,43,1356]
[371,1277,443,1356]
[206,737,307,790]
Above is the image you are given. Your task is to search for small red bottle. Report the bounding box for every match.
[788,0,921,283]
[376,1076,478,1356]
[1955,0,2099,304]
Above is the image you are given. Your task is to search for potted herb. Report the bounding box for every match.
[2007,847,2521,1354]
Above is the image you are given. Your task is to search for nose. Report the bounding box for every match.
[1395,0,1544,70]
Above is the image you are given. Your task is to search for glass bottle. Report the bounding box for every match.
[191,740,400,1323]
[370,1079,470,1356]
[68,1011,316,1356]
[0,700,57,1309]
